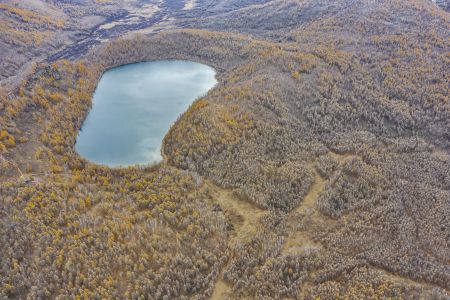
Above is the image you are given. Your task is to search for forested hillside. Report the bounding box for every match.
[0,0,449,299]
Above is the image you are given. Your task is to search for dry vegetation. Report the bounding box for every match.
[1,0,449,299]
[0,0,162,85]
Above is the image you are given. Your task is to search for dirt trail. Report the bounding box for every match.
[211,277,232,300]
[205,181,267,300]
[281,153,361,297]
[282,153,356,255]
[206,181,267,248]
[281,165,327,255]
[209,153,356,299]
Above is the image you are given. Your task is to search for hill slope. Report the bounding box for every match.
[0,0,449,299]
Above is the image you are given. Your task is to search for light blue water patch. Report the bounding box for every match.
[75,60,217,167]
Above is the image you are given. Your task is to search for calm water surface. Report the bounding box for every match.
[75,60,217,167]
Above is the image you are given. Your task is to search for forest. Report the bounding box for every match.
[0,0,449,299]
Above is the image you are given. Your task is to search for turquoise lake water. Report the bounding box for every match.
[75,60,217,167]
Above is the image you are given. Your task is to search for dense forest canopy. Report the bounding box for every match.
[0,0,449,299]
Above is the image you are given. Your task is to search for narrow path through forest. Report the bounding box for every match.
[281,165,327,255]
[281,152,356,255]
[205,181,266,300]
[207,153,357,299]
[281,153,356,298]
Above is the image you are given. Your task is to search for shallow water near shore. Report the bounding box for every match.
[75,60,217,167]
